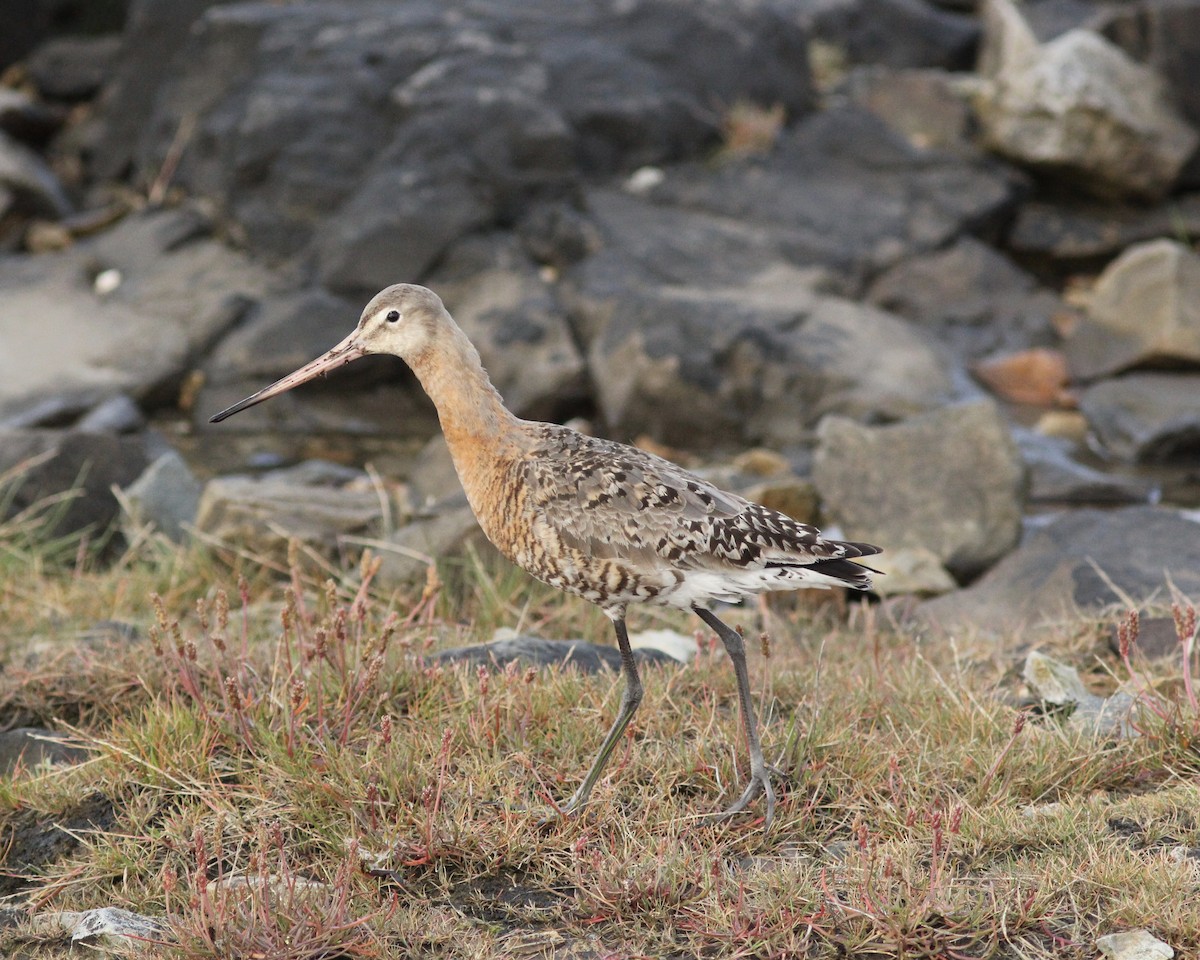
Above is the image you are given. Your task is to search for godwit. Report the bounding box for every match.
[212,284,881,828]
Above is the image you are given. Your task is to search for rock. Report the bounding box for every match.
[75,394,145,434]
[0,128,72,220]
[1104,1,1200,138]
[813,401,1025,581]
[1095,929,1175,960]
[0,429,150,539]
[1014,429,1151,506]
[583,264,955,449]
[975,0,1198,201]
[120,450,202,543]
[194,465,386,565]
[0,728,90,776]
[1023,649,1091,704]
[1007,194,1200,265]
[407,435,465,512]
[972,348,1071,407]
[429,234,586,420]
[0,395,96,430]
[627,628,696,663]
[375,505,490,587]
[0,792,115,897]
[869,547,958,597]
[32,906,166,949]
[316,165,496,295]
[0,0,52,71]
[433,636,678,673]
[868,237,1062,360]
[24,34,123,101]
[0,86,63,146]
[0,207,274,423]
[111,0,814,274]
[742,478,820,526]
[608,107,1019,288]
[1067,240,1200,379]
[842,67,975,152]
[1078,374,1200,463]
[918,507,1200,635]
[1023,651,1137,737]
[805,0,979,70]
[1034,409,1090,443]
[1106,616,1186,662]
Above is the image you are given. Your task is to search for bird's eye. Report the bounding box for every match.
[386,310,400,323]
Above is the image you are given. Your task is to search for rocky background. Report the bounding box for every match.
[2,0,1200,634]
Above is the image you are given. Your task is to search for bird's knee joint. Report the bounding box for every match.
[722,633,746,657]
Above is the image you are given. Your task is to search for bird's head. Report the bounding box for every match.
[209,284,449,423]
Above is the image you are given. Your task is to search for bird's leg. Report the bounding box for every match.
[560,616,643,817]
[695,607,776,830]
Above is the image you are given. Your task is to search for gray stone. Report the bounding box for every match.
[0,207,274,422]
[375,505,490,587]
[1067,240,1200,379]
[1024,649,1092,704]
[429,234,587,420]
[841,67,976,153]
[36,906,167,949]
[1023,651,1138,737]
[120,450,202,543]
[1078,374,1200,463]
[75,394,145,434]
[1104,0,1200,137]
[1014,428,1151,506]
[975,0,1198,200]
[316,167,494,294]
[1095,928,1175,960]
[0,128,71,219]
[90,0,236,180]
[0,728,90,776]
[805,0,979,70]
[583,265,955,449]
[194,468,386,565]
[918,507,1200,636]
[0,86,61,147]
[433,636,677,673]
[614,107,1019,288]
[868,237,1061,360]
[813,401,1025,581]
[25,34,123,101]
[869,547,958,597]
[1008,193,1200,264]
[407,435,465,513]
[110,0,814,273]
[0,429,150,539]
[1106,616,1187,662]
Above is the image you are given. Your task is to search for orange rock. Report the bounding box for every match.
[972,348,1074,407]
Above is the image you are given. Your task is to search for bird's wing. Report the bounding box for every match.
[521,426,875,571]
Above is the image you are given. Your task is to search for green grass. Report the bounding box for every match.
[1,479,1199,959]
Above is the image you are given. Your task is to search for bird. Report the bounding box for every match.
[211,284,881,829]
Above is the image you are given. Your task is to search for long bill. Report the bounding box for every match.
[209,330,366,423]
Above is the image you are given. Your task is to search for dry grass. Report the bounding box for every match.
[1,476,1199,959]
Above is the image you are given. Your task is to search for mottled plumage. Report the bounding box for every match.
[504,424,877,614]
[212,284,881,830]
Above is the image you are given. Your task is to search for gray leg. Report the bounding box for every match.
[561,617,643,816]
[695,607,776,830]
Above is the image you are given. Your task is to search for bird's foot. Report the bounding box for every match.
[706,766,777,831]
[535,789,589,830]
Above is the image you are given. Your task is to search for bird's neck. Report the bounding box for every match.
[407,323,518,449]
